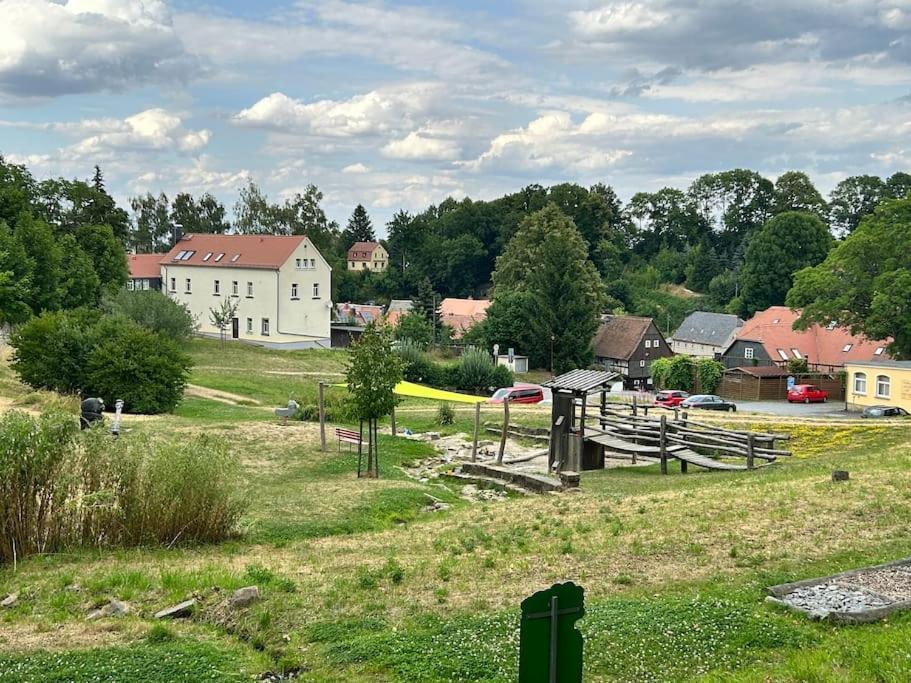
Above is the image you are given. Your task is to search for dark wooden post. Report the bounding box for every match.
[659,414,668,475]
[318,381,327,452]
[357,418,364,477]
[390,404,397,436]
[472,402,480,462]
[747,433,755,470]
[673,407,679,422]
[632,394,638,416]
[497,398,510,465]
[580,392,587,436]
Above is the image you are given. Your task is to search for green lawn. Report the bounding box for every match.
[2,339,911,681]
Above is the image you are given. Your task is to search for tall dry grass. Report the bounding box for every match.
[0,410,247,565]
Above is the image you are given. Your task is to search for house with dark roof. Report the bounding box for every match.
[593,315,674,389]
[160,234,331,349]
[670,311,744,357]
[385,299,414,326]
[127,253,165,292]
[346,241,388,272]
[721,306,890,371]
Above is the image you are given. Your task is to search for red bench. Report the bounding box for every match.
[335,427,368,451]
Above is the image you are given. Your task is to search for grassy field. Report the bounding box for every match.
[2,339,911,681]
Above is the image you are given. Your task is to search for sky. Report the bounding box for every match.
[1,0,910,234]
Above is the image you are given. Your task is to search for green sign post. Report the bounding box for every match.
[518,582,585,682]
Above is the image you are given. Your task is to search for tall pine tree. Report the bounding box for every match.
[342,204,375,246]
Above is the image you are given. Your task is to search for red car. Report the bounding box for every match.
[489,384,544,404]
[787,384,828,403]
[654,390,689,408]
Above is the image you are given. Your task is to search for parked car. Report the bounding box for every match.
[680,394,737,412]
[654,390,689,408]
[787,384,828,404]
[861,406,910,418]
[488,384,544,405]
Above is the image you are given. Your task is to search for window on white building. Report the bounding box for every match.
[214,280,220,295]
[262,318,270,336]
[744,347,754,360]
[232,281,238,296]
[854,372,867,395]
[185,278,192,293]
[295,258,302,269]
[246,318,253,334]
[876,375,891,398]
[247,282,254,297]
[170,277,176,292]
[312,282,320,298]
[127,280,135,291]
[291,283,299,299]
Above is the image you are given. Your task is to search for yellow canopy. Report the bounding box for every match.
[331,380,488,404]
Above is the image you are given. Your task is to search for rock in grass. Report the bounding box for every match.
[230,586,260,609]
[86,598,130,620]
[1,593,18,608]
[154,598,196,619]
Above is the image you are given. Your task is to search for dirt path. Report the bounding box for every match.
[184,384,262,406]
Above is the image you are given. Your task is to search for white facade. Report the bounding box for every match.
[669,338,730,357]
[162,238,331,348]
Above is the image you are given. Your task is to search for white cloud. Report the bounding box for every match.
[233,84,442,137]
[0,0,199,97]
[342,163,370,174]
[570,3,671,35]
[466,112,632,172]
[381,132,461,160]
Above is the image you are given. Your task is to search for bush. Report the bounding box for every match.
[652,355,696,392]
[456,349,496,393]
[696,358,725,394]
[394,312,433,349]
[10,310,192,414]
[0,410,246,565]
[85,324,192,414]
[437,402,455,425]
[295,391,353,423]
[787,357,809,374]
[104,289,197,342]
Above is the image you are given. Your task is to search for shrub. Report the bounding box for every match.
[490,364,514,391]
[11,310,192,414]
[652,355,696,392]
[394,312,433,348]
[104,289,197,342]
[787,357,809,374]
[456,349,496,392]
[696,358,725,394]
[437,402,455,425]
[0,410,246,565]
[85,325,191,413]
[296,391,353,423]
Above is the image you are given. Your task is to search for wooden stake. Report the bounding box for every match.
[318,381,327,452]
[472,402,480,462]
[357,418,364,478]
[659,414,668,475]
[497,398,509,465]
[747,433,755,470]
[391,404,397,436]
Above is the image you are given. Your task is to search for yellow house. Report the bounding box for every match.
[845,360,911,413]
[346,241,388,272]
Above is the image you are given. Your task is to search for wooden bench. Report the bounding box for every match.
[335,427,368,451]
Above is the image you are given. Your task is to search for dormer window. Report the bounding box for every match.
[874,347,885,356]
[842,344,853,352]
[173,250,187,260]
[791,349,802,359]
[231,254,240,262]
[772,318,781,324]
[214,253,225,262]
[203,252,213,261]
[179,250,195,261]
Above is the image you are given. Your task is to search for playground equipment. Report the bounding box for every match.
[80,397,105,430]
[274,398,299,424]
[543,370,791,473]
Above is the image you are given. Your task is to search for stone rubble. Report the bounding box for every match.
[1,593,18,608]
[86,598,130,620]
[777,583,891,618]
[230,586,260,610]
[155,598,196,619]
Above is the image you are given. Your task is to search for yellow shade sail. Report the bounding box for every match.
[331,381,488,404]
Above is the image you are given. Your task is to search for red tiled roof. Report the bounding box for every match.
[128,253,165,279]
[347,241,381,261]
[731,306,890,366]
[440,298,490,338]
[160,234,307,270]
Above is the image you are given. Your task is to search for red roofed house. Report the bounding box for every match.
[128,253,165,291]
[347,242,388,272]
[440,297,490,338]
[721,306,890,371]
[161,234,331,349]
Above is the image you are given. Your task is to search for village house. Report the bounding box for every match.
[334,302,384,326]
[346,241,388,272]
[669,311,743,358]
[127,253,165,292]
[721,306,889,371]
[439,297,491,338]
[161,234,331,349]
[384,299,414,326]
[593,315,673,390]
[845,360,911,413]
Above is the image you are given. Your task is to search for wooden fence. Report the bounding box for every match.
[718,372,845,402]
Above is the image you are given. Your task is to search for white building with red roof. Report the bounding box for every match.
[160,234,331,348]
[128,253,166,291]
[346,241,388,272]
